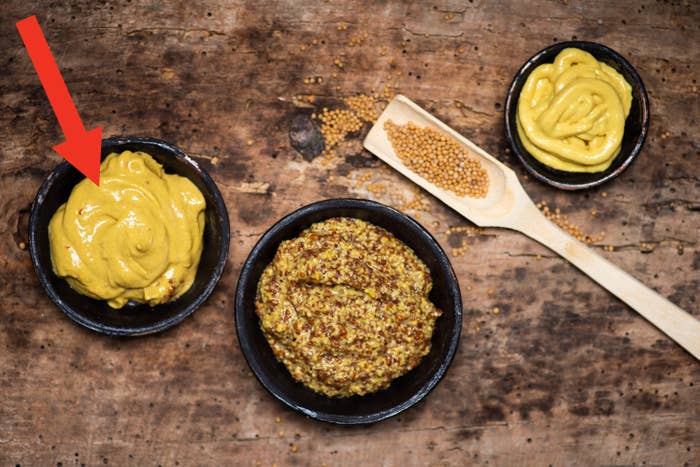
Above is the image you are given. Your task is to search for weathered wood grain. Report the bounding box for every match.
[1,1,698,465]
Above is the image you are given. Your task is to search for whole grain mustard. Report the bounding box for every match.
[48,150,206,309]
[255,217,441,397]
[517,48,633,173]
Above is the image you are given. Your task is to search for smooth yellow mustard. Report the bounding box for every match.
[517,48,632,172]
[49,150,206,309]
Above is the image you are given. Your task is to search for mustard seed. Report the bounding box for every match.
[383,120,489,198]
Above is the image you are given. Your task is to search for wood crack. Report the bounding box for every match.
[503,252,560,259]
[435,7,467,15]
[452,99,492,117]
[504,236,696,258]
[231,231,265,238]
[125,27,226,37]
[402,25,464,39]
[319,422,509,439]
[642,198,700,210]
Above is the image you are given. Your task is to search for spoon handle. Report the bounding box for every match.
[512,201,700,360]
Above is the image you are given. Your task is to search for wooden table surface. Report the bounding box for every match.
[1,1,698,465]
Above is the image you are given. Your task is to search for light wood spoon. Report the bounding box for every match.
[363,94,700,360]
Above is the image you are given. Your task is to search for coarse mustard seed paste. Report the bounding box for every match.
[255,217,442,397]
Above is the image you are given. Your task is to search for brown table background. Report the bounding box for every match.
[1,1,698,465]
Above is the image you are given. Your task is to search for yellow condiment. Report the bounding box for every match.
[516,48,633,172]
[49,150,206,309]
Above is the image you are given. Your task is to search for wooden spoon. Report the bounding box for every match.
[363,94,700,360]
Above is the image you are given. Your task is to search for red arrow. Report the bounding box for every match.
[16,15,102,186]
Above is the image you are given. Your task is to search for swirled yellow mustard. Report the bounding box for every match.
[517,48,632,172]
[48,150,206,309]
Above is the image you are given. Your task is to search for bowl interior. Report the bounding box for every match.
[30,137,230,336]
[235,199,462,424]
[505,41,649,190]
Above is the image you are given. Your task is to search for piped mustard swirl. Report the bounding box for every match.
[48,150,206,309]
[516,48,632,172]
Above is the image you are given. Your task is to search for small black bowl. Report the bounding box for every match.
[29,136,230,336]
[235,199,462,424]
[504,41,650,190]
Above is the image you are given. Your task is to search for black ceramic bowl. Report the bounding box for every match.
[504,41,650,190]
[29,136,230,336]
[235,199,462,424]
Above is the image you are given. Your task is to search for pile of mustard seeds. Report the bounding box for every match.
[384,120,489,198]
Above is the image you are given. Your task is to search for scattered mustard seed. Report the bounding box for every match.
[316,108,363,151]
[451,243,468,257]
[538,201,604,244]
[345,94,378,122]
[348,31,369,47]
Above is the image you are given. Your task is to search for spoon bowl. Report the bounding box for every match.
[365,96,513,226]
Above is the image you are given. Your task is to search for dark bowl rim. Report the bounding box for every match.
[28,135,231,336]
[504,40,650,190]
[234,198,463,424]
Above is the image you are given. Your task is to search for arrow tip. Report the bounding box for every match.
[53,126,102,186]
